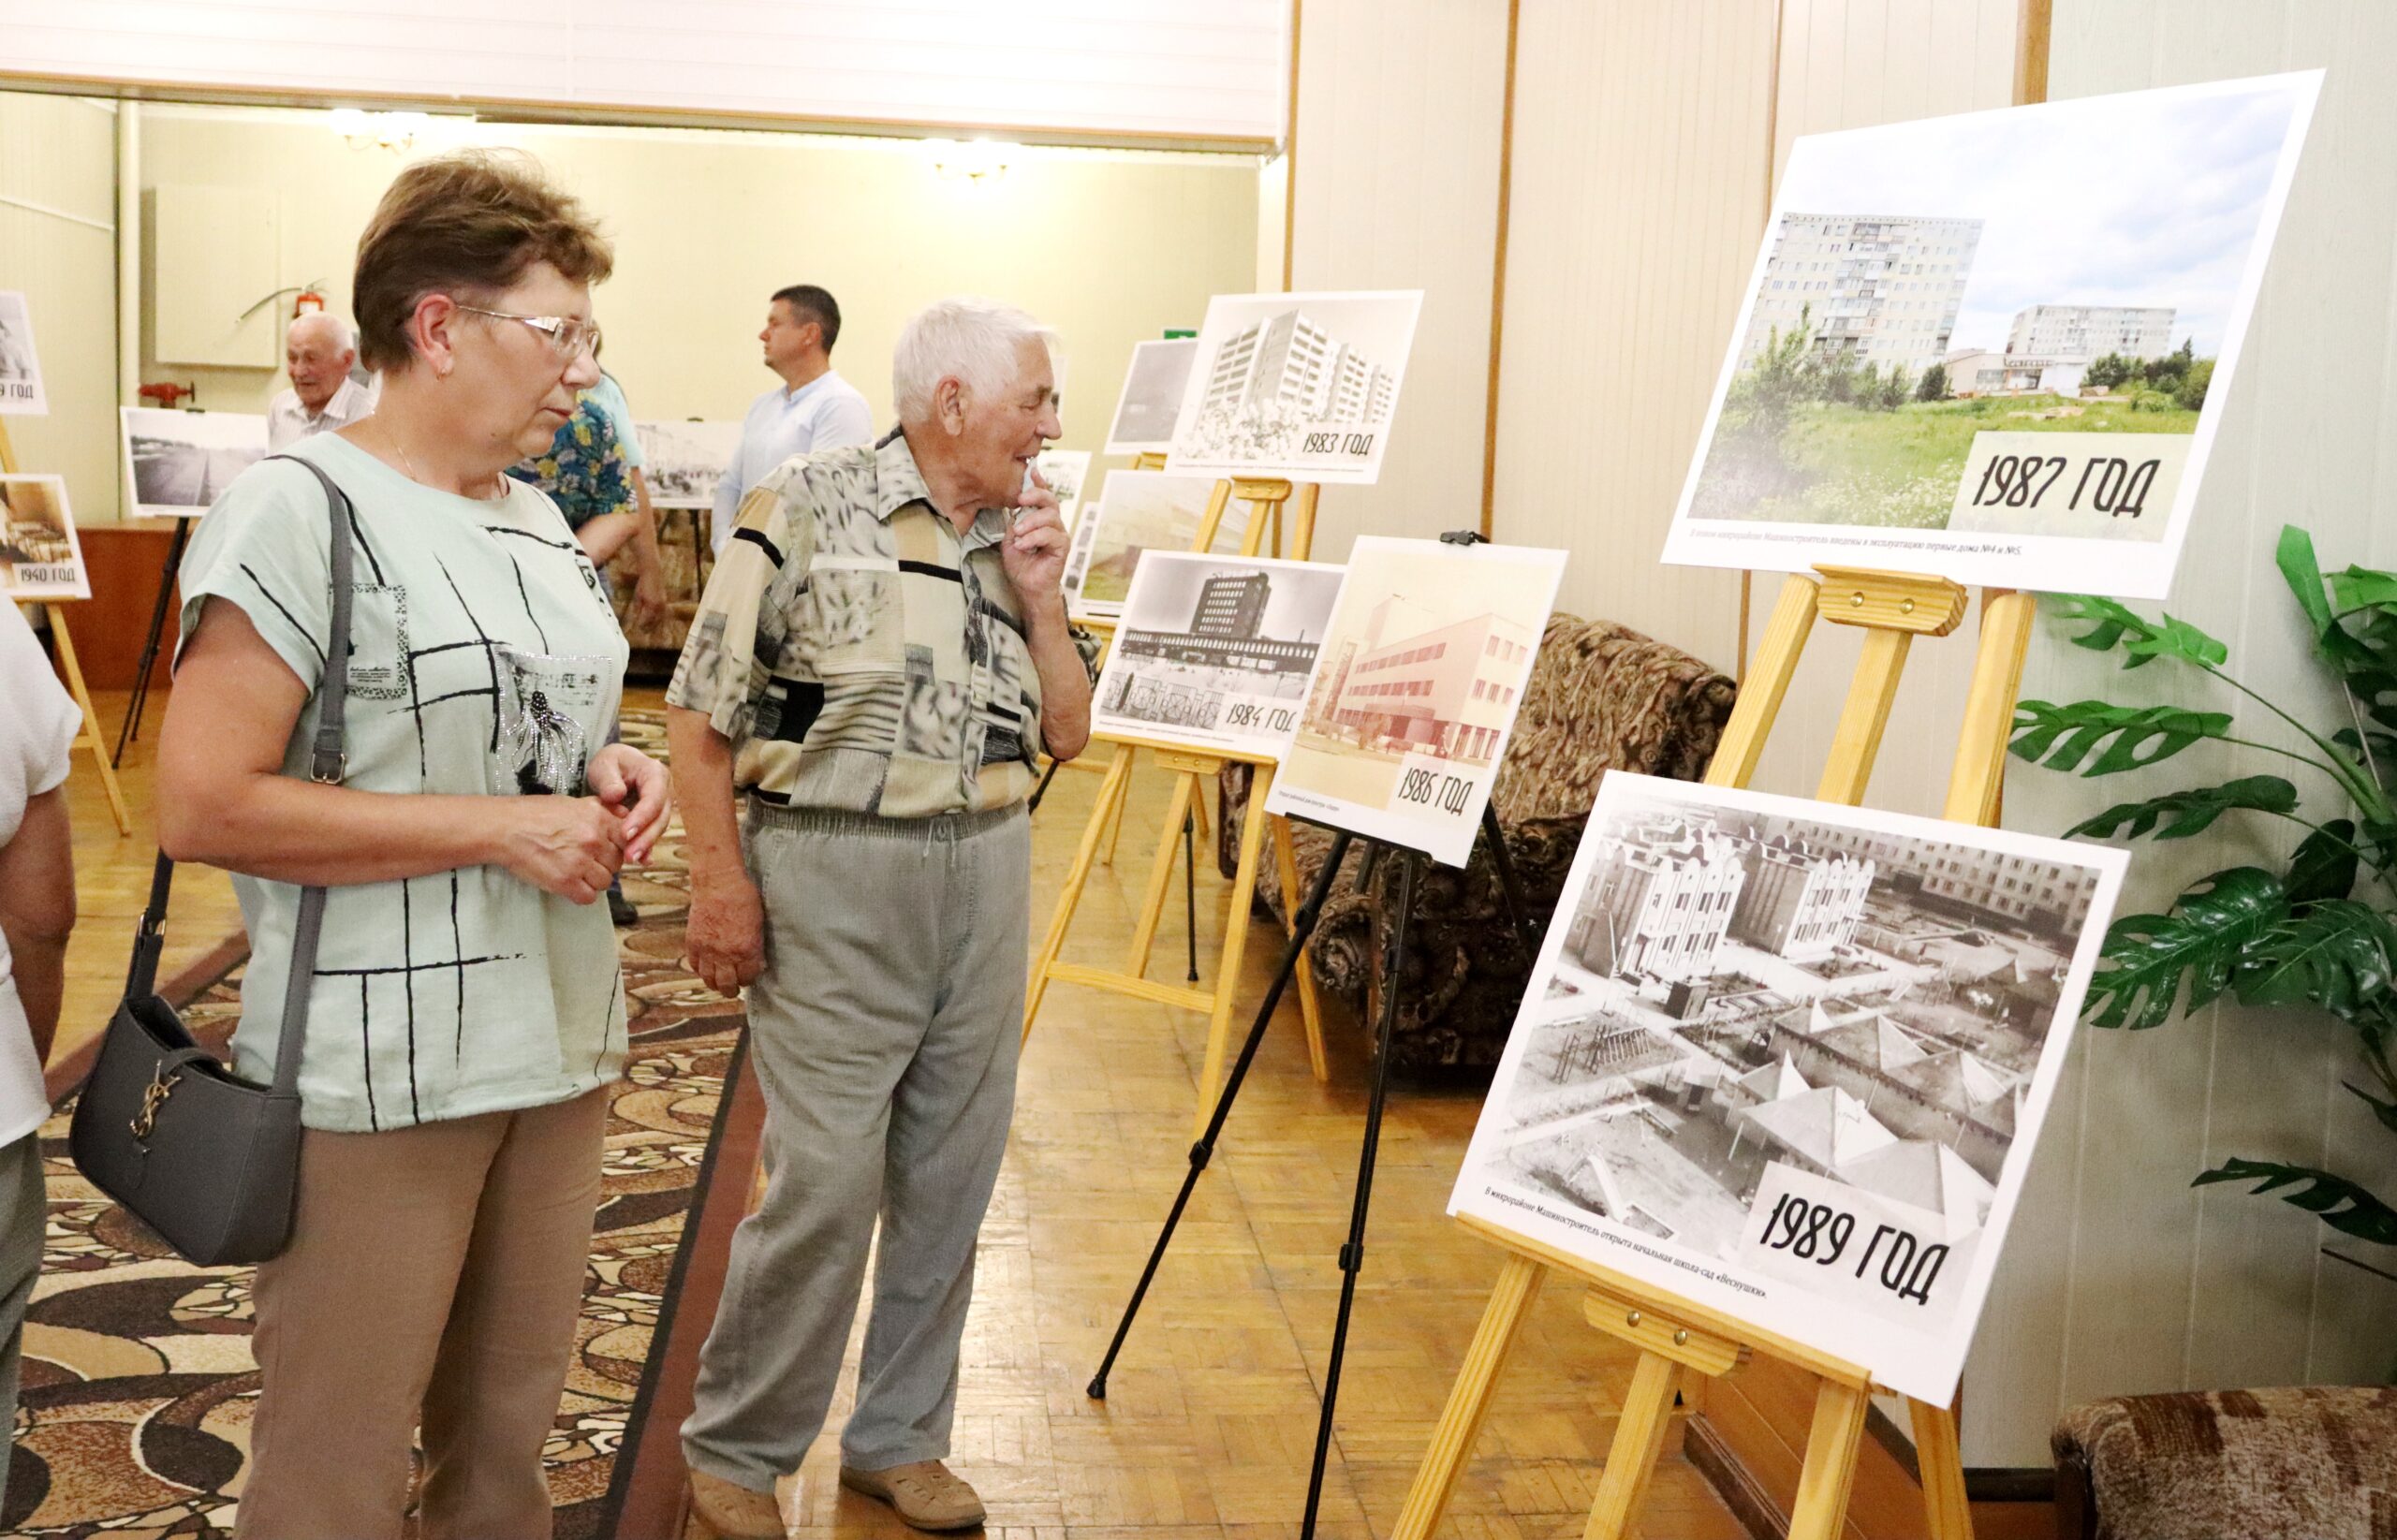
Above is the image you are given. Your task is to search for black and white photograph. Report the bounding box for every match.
[1091,551,1346,758]
[119,406,269,520]
[1450,775,2125,1404]
[1103,337,1198,456]
[0,290,46,415]
[0,473,87,600]
[1166,290,1422,485]
[633,419,742,508]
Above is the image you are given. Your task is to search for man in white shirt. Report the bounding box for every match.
[710,285,875,559]
[0,600,80,1515]
[265,312,376,451]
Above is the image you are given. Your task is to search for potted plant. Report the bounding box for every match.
[2008,524,2396,1248]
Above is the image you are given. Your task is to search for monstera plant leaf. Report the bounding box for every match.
[2234,900,2397,1019]
[2194,1158,2397,1246]
[2285,819,2362,905]
[2085,867,2288,1031]
[2278,526,2397,705]
[2054,594,2230,670]
[2010,700,2233,776]
[2066,775,2299,841]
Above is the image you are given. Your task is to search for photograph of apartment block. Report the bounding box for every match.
[1316,594,1537,767]
[1947,302,2179,397]
[1482,782,2105,1272]
[1201,308,1398,428]
[1096,554,1342,738]
[1738,213,1984,375]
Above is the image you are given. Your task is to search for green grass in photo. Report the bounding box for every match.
[1698,394,2199,530]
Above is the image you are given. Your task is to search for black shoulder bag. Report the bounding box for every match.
[68,457,358,1267]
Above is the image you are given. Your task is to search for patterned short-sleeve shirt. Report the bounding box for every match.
[667,429,1096,818]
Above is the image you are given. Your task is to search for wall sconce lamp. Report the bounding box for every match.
[924,138,1010,184]
[328,109,443,153]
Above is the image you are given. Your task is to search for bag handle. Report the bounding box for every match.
[125,454,357,1104]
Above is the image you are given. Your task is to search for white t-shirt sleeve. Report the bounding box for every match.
[0,602,80,838]
[811,389,876,453]
[175,458,335,694]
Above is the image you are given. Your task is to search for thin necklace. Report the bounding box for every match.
[381,422,506,501]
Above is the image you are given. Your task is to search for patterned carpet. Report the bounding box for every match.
[6,711,739,1537]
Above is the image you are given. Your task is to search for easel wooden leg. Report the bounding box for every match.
[1389,1254,1549,1540]
[1816,625,1911,806]
[1194,767,1275,1137]
[1024,748,1136,1043]
[1103,744,1139,865]
[1910,1398,1976,1540]
[1787,1379,1872,1540]
[42,604,131,836]
[1270,812,1328,1081]
[1581,1351,1683,1540]
[1125,770,1198,980]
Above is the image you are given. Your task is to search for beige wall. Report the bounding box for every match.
[0,94,122,523]
[55,104,1258,522]
[1286,0,1510,562]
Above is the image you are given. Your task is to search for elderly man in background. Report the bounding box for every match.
[709,284,875,560]
[264,311,375,450]
[667,297,1093,1538]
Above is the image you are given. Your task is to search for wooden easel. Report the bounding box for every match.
[0,419,131,835]
[1024,472,1331,1137]
[1390,565,2036,1540]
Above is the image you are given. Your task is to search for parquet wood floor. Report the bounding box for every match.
[52,689,1746,1540]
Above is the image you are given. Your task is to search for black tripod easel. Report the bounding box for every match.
[111,514,195,766]
[1087,797,1541,1538]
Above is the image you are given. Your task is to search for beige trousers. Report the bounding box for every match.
[236,1087,608,1540]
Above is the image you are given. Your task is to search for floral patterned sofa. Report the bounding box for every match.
[2052,1386,2397,1540]
[1220,612,1737,1072]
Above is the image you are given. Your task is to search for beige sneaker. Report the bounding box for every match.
[839,1459,987,1532]
[688,1467,786,1539]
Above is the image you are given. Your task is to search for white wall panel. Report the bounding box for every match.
[1487,0,1777,673]
[1978,0,2397,1469]
[1286,0,1508,561]
[0,0,1287,145]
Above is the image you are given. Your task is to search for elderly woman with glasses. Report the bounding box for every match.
[157,150,669,1539]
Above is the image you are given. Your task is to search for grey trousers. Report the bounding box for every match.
[683,801,1029,1492]
[0,1128,44,1517]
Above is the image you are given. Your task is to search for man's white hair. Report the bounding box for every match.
[891,297,1061,423]
[287,311,357,354]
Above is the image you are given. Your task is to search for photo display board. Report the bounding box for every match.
[1105,338,1198,457]
[1034,447,1092,532]
[0,292,47,416]
[0,474,88,600]
[120,407,269,521]
[1660,71,2320,598]
[1090,551,1346,759]
[634,419,742,509]
[1264,537,1565,867]
[1450,774,2126,1403]
[1165,290,1423,487]
[1062,469,1241,621]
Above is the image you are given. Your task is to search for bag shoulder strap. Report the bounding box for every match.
[126,454,357,1102]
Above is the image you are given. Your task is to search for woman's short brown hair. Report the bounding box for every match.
[352,150,613,374]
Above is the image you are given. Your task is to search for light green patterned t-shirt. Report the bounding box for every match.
[176,432,630,1133]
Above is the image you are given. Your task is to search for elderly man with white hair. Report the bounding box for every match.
[264,311,375,450]
[665,296,1093,1537]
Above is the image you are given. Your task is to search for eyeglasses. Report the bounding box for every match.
[455,305,601,359]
